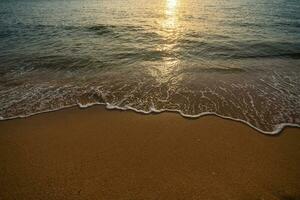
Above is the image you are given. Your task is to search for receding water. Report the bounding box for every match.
[0,0,300,133]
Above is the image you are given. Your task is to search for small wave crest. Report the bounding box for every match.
[0,66,299,135]
[1,101,299,135]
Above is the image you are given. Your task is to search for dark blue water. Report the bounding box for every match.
[0,0,300,133]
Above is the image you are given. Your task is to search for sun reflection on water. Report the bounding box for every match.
[149,0,181,83]
[163,0,179,29]
[166,0,177,14]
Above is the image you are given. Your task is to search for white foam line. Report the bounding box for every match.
[0,105,77,121]
[1,102,300,135]
[102,103,300,135]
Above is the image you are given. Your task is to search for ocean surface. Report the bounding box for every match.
[0,0,300,134]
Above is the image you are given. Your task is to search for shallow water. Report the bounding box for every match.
[0,0,300,133]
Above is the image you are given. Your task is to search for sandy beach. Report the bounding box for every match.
[0,106,300,200]
[1,0,300,199]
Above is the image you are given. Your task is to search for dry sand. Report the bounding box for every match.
[0,106,300,200]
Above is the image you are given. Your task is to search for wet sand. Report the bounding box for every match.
[0,106,300,200]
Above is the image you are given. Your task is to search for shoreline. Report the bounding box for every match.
[0,105,300,199]
[1,103,299,135]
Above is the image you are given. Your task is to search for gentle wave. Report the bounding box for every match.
[2,22,300,61]
[1,102,299,135]
[0,64,299,134]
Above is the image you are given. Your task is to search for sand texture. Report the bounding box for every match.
[0,106,300,200]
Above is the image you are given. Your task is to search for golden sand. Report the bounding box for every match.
[0,106,300,200]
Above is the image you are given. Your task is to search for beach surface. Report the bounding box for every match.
[0,106,300,200]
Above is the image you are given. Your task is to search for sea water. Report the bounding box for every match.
[0,0,300,133]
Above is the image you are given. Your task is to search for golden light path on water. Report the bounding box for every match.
[164,0,178,29]
[151,0,182,83]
